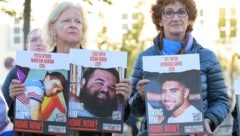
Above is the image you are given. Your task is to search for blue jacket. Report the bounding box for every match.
[129,35,230,132]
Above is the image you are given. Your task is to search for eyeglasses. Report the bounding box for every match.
[162,8,188,18]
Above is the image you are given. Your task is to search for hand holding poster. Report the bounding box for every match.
[68,49,127,133]
[143,54,204,135]
[14,51,69,135]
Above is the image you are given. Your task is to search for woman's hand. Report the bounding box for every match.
[203,118,214,136]
[136,79,150,100]
[9,79,26,99]
[115,79,131,101]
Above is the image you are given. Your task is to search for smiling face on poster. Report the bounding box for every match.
[68,49,127,133]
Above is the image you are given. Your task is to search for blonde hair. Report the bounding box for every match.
[45,1,87,48]
[151,0,197,33]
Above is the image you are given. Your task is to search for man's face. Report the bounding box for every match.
[161,80,188,112]
[44,75,63,97]
[80,69,118,117]
[84,69,117,104]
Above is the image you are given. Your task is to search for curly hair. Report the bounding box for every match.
[151,0,197,54]
[151,0,197,33]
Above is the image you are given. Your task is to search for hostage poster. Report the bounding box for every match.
[143,54,204,136]
[68,49,127,133]
[14,51,69,135]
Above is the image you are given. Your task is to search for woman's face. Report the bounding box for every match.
[160,1,190,40]
[27,31,48,52]
[52,7,83,45]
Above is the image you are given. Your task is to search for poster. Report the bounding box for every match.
[143,54,204,135]
[68,49,127,133]
[14,51,69,135]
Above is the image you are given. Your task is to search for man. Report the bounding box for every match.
[147,75,202,124]
[77,67,122,118]
[160,79,202,123]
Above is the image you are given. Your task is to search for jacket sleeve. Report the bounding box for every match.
[201,49,230,130]
[123,101,131,121]
[1,67,16,106]
[129,54,146,117]
[129,93,146,117]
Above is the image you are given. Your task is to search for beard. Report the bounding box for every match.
[79,85,118,117]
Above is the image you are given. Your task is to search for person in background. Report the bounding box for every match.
[1,28,49,122]
[0,91,13,136]
[129,0,230,135]
[7,1,131,136]
[26,28,48,52]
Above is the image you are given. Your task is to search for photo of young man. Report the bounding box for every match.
[146,70,203,124]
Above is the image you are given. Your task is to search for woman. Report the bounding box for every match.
[6,1,131,136]
[1,28,49,136]
[129,0,230,135]
[45,2,131,135]
[45,1,87,53]
[2,28,49,119]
